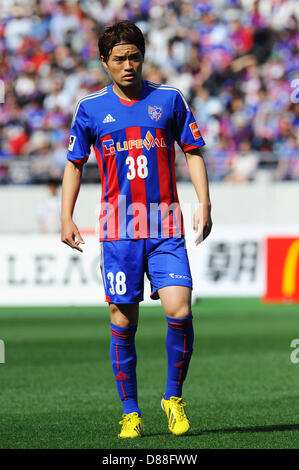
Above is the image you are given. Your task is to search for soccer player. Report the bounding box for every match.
[61,20,212,438]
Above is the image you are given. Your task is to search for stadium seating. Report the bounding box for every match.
[0,0,298,184]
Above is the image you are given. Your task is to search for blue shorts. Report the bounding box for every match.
[100,238,192,304]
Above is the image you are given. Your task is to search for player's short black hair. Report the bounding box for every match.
[98,20,145,62]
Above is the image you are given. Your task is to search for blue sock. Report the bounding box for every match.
[164,313,194,400]
[110,322,141,416]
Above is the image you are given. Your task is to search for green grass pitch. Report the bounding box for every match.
[0,298,299,449]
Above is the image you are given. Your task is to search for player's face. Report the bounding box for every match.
[101,44,143,90]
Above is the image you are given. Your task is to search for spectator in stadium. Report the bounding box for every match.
[37,177,61,233]
[224,139,259,182]
[0,0,298,183]
[60,20,212,439]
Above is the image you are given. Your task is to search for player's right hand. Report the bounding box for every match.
[61,219,85,252]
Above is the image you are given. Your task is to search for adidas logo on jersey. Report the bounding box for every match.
[103,114,116,123]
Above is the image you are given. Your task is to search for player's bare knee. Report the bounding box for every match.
[164,304,190,319]
[113,316,131,328]
[109,303,138,327]
[109,304,125,327]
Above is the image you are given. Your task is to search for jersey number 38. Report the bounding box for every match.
[126,155,148,180]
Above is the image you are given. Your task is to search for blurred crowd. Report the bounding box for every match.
[0,0,298,184]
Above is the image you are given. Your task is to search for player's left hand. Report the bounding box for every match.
[193,203,212,245]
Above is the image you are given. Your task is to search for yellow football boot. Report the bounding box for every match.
[161,396,190,435]
[118,412,143,438]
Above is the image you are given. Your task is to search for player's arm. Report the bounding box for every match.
[61,160,85,252]
[185,147,212,245]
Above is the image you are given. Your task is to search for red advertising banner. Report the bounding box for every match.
[264,237,299,302]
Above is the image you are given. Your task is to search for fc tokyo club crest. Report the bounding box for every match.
[148,106,162,121]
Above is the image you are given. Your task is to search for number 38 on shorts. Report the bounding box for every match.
[100,238,192,304]
[107,271,127,295]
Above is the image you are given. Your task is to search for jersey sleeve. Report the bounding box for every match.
[173,91,205,152]
[66,101,92,164]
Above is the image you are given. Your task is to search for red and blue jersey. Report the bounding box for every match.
[67,80,205,241]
